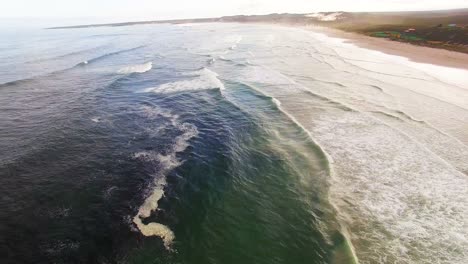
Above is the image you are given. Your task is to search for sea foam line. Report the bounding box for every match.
[133,106,198,250]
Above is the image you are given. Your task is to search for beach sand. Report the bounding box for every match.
[302,26,468,70]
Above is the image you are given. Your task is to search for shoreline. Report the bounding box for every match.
[302,25,468,71]
[47,17,468,71]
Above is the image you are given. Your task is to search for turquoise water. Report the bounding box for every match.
[1,22,467,264]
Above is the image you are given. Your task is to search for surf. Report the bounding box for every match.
[142,68,225,94]
[234,57,468,263]
[118,62,153,74]
[219,79,360,264]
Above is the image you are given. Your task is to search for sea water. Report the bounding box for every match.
[0,22,467,264]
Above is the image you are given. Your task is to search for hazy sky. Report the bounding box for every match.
[1,0,467,21]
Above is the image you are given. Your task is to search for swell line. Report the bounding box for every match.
[0,45,148,88]
[231,80,360,264]
[275,67,468,175]
[24,45,109,65]
[79,45,147,66]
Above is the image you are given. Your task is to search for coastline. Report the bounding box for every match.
[302,25,468,71]
[45,10,468,71]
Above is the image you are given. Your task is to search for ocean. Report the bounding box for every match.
[0,22,467,264]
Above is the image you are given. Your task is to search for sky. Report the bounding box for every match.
[1,0,467,23]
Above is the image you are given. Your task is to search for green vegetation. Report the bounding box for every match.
[324,9,468,53]
[370,31,425,42]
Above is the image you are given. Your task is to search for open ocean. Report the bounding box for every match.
[0,23,467,264]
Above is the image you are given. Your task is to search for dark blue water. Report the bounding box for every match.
[0,24,356,263]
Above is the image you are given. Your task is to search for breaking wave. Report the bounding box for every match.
[118,62,153,74]
[232,80,360,263]
[311,111,468,263]
[142,68,225,94]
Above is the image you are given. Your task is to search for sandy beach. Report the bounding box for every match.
[304,25,468,70]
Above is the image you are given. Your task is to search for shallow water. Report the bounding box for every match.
[0,23,467,264]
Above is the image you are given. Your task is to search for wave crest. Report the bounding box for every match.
[118,62,153,74]
[143,68,224,94]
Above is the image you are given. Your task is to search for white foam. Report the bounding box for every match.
[213,23,468,263]
[91,117,100,123]
[133,106,198,250]
[143,68,225,94]
[133,217,175,249]
[309,111,468,263]
[272,98,281,107]
[132,175,175,249]
[234,58,468,263]
[118,62,152,74]
[140,105,178,121]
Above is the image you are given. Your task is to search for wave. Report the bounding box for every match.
[231,80,360,263]
[0,78,34,89]
[312,111,468,263]
[249,66,468,263]
[237,77,466,263]
[217,56,252,68]
[0,63,81,88]
[142,68,225,94]
[0,46,148,88]
[273,67,468,173]
[118,62,153,74]
[237,65,358,114]
[24,45,108,65]
[77,45,146,66]
[207,57,216,65]
[133,105,198,250]
[227,35,243,50]
[368,109,468,175]
[285,73,348,89]
[218,56,237,64]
